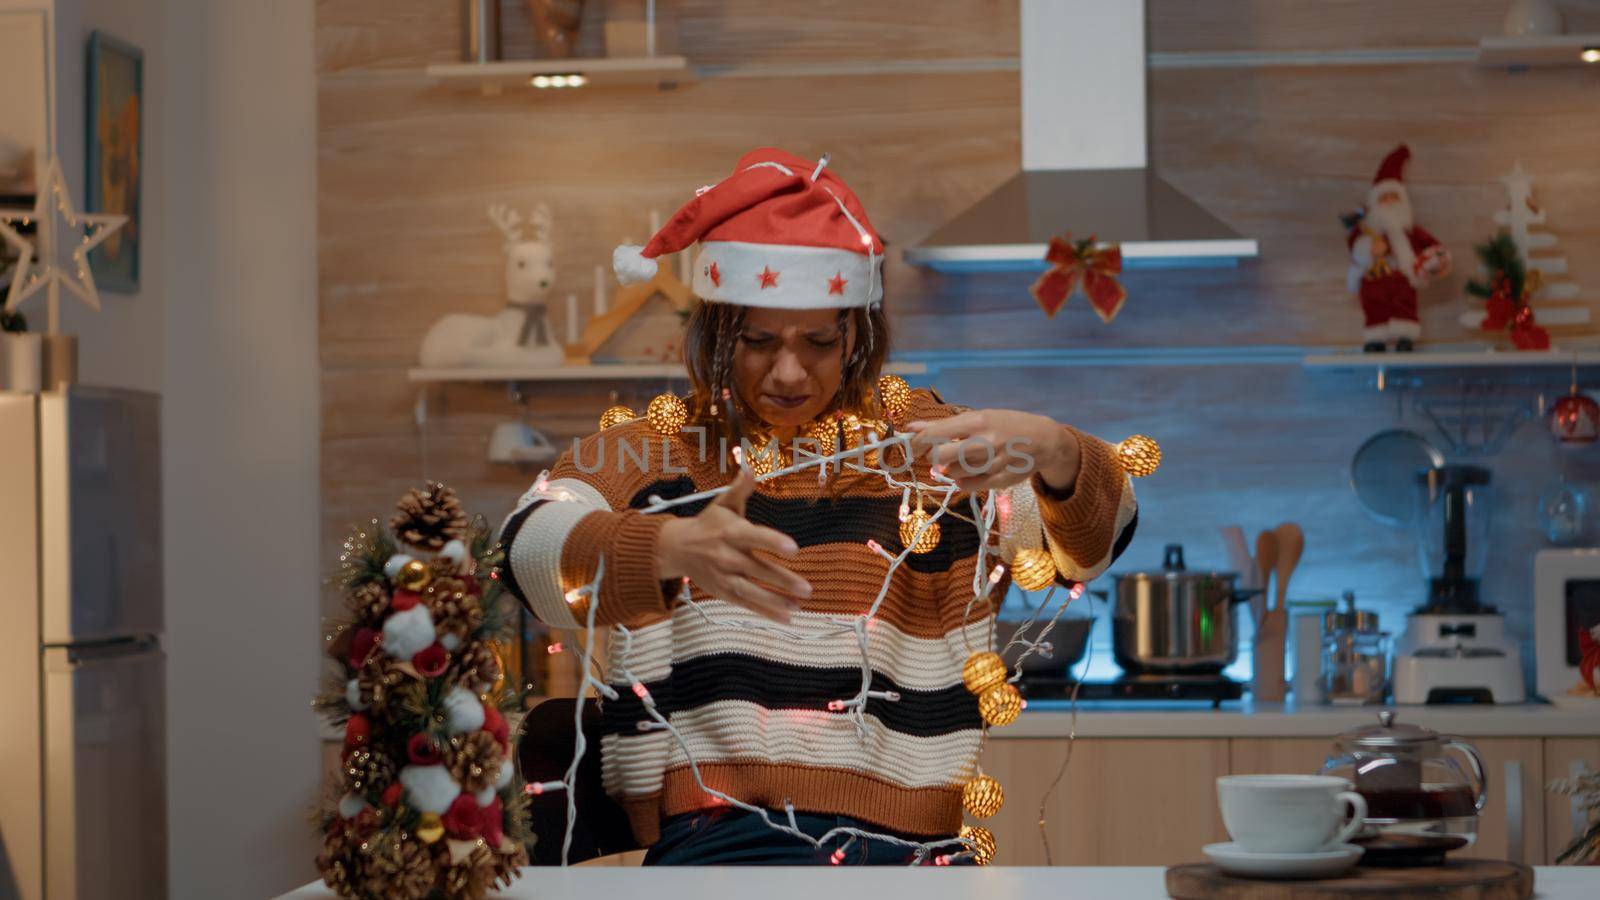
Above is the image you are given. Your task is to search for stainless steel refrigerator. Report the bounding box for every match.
[0,387,166,900]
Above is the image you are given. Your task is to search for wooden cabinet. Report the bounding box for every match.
[1544,738,1600,865]
[980,738,1228,866]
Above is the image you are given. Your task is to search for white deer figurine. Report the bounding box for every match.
[418,203,564,368]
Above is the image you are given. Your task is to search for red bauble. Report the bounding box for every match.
[413,642,449,677]
[407,732,443,766]
[347,627,379,669]
[391,589,421,612]
[381,782,403,809]
[479,797,505,847]
[1551,391,1600,447]
[482,704,509,749]
[442,793,483,840]
[344,714,371,751]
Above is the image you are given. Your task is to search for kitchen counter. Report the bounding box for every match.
[277,865,1600,899]
[1001,699,1600,739]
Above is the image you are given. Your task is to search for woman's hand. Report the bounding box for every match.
[655,468,811,623]
[904,409,1081,495]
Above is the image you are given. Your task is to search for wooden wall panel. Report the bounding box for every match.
[1149,1,1600,53]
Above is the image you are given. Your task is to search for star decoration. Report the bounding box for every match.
[0,157,127,316]
[707,261,721,287]
[827,272,848,295]
[757,265,780,289]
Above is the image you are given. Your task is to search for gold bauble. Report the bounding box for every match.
[962,775,1005,819]
[877,375,912,424]
[1011,547,1057,592]
[397,559,432,591]
[805,420,838,457]
[978,682,1023,727]
[958,825,997,866]
[416,812,445,844]
[961,651,1007,696]
[899,507,940,554]
[646,394,688,435]
[1116,434,1162,478]
[599,405,636,430]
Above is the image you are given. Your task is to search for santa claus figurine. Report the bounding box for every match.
[1345,145,1452,352]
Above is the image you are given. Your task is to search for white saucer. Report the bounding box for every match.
[1202,842,1364,879]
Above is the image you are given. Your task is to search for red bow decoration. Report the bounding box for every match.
[1480,272,1549,350]
[1030,234,1126,322]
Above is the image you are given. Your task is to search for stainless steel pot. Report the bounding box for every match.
[1109,544,1256,674]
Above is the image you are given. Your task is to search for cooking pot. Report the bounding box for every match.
[1108,544,1257,674]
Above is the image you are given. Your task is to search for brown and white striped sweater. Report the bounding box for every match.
[498,390,1137,845]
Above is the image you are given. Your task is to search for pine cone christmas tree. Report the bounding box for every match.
[390,483,469,551]
[446,730,505,794]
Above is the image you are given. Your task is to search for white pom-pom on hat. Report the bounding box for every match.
[613,244,658,285]
[495,758,513,790]
[345,678,369,712]
[382,605,435,660]
[443,685,486,734]
[400,764,461,814]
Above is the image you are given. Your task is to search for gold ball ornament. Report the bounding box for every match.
[958,825,997,866]
[416,812,445,844]
[961,651,1007,695]
[396,559,432,592]
[1011,547,1057,592]
[646,393,688,435]
[1116,434,1162,478]
[978,682,1023,727]
[962,775,1005,819]
[877,374,912,424]
[899,507,940,554]
[805,420,838,457]
[599,404,636,430]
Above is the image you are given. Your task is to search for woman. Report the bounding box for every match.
[499,148,1138,865]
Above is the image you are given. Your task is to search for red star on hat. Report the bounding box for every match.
[708,261,721,287]
[827,272,848,295]
[757,266,780,289]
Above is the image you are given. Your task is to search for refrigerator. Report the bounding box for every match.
[0,387,167,900]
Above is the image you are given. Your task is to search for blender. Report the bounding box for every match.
[1391,465,1526,704]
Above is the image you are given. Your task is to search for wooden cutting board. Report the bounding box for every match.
[1164,860,1533,899]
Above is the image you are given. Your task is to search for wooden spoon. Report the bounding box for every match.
[1274,522,1304,612]
[1253,530,1277,625]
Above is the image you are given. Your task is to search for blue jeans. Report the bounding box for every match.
[643,807,969,866]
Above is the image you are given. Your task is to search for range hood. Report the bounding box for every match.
[905,0,1258,272]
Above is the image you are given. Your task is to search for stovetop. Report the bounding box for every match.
[1016,673,1244,708]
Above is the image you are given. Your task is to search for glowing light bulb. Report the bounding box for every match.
[531,75,552,88]
[859,233,872,246]
[569,74,588,87]
[564,588,584,605]
[1583,47,1600,64]
[632,682,650,700]
[827,699,846,711]
[546,642,564,654]
[830,848,846,865]
[987,563,1006,585]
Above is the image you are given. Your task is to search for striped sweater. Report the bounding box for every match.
[498,390,1138,845]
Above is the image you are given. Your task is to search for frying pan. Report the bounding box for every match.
[1350,428,1445,527]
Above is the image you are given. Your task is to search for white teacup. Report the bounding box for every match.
[1217,774,1368,854]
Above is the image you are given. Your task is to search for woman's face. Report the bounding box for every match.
[732,307,851,429]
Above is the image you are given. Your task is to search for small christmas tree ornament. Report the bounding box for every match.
[978,682,1023,727]
[598,404,636,430]
[962,651,1007,695]
[900,505,940,554]
[958,824,997,866]
[1030,233,1126,322]
[1551,387,1599,447]
[1010,548,1057,592]
[1116,435,1162,478]
[416,812,446,844]
[397,559,433,592]
[646,393,687,435]
[962,774,1005,819]
[877,374,912,424]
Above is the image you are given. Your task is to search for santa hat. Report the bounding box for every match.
[612,148,885,309]
[1367,144,1411,207]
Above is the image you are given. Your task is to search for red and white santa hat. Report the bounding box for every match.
[612,148,885,309]
[1368,144,1411,207]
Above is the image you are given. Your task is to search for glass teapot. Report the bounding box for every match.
[1319,710,1487,865]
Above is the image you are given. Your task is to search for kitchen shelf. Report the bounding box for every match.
[408,360,929,384]
[423,55,693,91]
[1303,349,1600,370]
[1477,33,1600,68]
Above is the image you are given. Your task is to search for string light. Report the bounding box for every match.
[546,642,564,654]
[1011,548,1057,591]
[877,374,912,424]
[958,825,997,866]
[899,505,940,553]
[978,683,1023,727]
[1116,434,1162,477]
[962,652,1007,695]
[646,393,688,435]
[599,405,636,430]
[962,774,1005,819]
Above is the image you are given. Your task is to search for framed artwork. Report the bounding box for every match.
[86,30,142,293]
[0,10,51,206]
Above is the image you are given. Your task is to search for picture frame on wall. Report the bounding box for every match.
[86,30,142,293]
[0,10,51,207]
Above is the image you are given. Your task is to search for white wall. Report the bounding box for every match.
[160,0,320,896]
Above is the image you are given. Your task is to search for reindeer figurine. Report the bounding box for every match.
[418,203,564,368]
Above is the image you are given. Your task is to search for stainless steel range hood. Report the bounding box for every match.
[905,0,1258,272]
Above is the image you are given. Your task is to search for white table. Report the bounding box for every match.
[278,864,1600,899]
